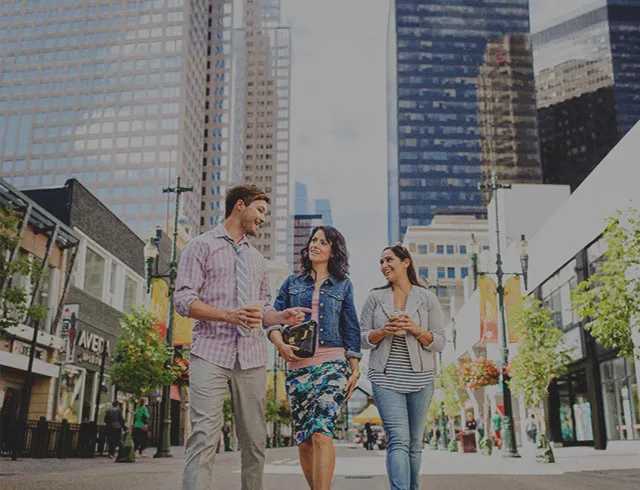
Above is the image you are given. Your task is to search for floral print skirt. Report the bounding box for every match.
[286,360,349,445]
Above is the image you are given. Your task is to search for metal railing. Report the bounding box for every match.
[0,416,111,459]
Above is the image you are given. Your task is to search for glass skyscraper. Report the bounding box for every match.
[387,0,540,242]
[533,0,640,190]
[314,198,333,226]
[0,0,208,234]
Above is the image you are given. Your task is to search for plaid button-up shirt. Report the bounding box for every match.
[173,223,272,370]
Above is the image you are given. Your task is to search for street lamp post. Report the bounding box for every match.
[143,177,193,458]
[469,170,529,459]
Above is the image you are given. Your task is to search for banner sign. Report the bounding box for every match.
[479,276,498,343]
[60,304,79,362]
[150,279,193,346]
[504,276,523,344]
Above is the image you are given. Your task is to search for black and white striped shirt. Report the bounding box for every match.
[368,335,434,394]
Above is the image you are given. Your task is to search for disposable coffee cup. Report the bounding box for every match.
[246,300,264,329]
[389,310,406,336]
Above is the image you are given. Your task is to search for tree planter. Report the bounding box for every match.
[535,435,555,463]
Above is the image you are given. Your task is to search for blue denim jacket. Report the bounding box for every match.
[269,273,362,359]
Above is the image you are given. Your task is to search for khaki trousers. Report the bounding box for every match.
[182,356,267,490]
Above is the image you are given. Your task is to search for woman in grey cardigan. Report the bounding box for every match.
[360,244,446,490]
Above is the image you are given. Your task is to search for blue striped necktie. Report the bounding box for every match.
[224,237,250,337]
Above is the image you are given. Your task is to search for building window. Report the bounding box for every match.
[446,245,454,255]
[123,275,138,313]
[418,267,429,279]
[459,245,467,255]
[418,244,428,254]
[84,247,105,299]
[436,245,444,255]
[437,267,445,279]
[461,267,469,279]
[447,267,455,279]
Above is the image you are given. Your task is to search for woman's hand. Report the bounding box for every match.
[344,371,360,404]
[275,341,303,362]
[380,322,403,336]
[393,313,421,336]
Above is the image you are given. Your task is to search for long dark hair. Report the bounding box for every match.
[373,243,425,290]
[299,226,349,281]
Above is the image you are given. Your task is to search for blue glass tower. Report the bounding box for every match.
[294,181,308,215]
[387,0,539,243]
[314,199,333,226]
[533,0,640,191]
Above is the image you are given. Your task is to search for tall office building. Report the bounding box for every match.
[403,215,488,322]
[215,0,292,266]
[314,198,333,226]
[387,0,539,242]
[200,0,234,229]
[477,34,540,206]
[533,0,640,191]
[0,0,209,234]
[294,181,308,215]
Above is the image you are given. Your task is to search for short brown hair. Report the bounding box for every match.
[225,184,270,218]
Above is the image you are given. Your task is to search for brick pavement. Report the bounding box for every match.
[1,443,639,489]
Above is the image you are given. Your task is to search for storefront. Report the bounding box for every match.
[600,357,640,441]
[54,299,117,424]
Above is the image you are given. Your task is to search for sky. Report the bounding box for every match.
[280,0,598,309]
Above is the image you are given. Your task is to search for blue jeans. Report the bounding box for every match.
[372,382,435,490]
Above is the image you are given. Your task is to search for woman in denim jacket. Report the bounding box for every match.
[360,244,445,490]
[267,226,361,490]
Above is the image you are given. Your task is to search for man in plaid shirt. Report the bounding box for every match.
[174,185,309,490]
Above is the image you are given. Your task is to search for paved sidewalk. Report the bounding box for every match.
[1,442,639,489]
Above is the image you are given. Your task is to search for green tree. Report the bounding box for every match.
[437,362,467,419]
[0,207,47,336]
[571,209,640,359]
[509,298,573,408]
[110,305,177,399]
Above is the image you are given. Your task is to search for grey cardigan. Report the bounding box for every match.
[360,286,446,373]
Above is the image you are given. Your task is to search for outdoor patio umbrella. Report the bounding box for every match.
[353,404,382,425]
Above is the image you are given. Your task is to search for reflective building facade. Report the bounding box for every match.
[0,0,208,234]
[533,0,640,190]
[387,0,539,242]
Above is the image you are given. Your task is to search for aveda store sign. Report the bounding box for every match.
[75,329,111,367]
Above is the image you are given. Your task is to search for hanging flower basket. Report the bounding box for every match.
[457,358,500,390]
[172,356,190,386]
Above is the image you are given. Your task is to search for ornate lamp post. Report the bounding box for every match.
[469,171,529,459]
[143,177,193,458]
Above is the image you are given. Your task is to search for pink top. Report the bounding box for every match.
[287,289,345,370]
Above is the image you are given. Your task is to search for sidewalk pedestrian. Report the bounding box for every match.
[360,243,446,490]
[526,414,538,444]
[364,421,374,450]
[221,423,232,452]
[465,412,477,432]
[492,411,503,450]
[267,225,362,490]
[132,399,150,457]
[104,400,125,459]
[477,414,485,441]
[174,184,309,490]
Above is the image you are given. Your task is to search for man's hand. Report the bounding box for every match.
[276,341,303,362]
[225,306,263,329]
[279,307,312,325]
